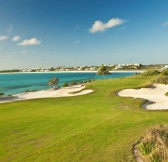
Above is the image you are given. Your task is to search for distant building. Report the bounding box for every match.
[115,65,123,70]
[160,65,168,71]
[134,63,140,67]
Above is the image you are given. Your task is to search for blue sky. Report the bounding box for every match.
[0,0,168,69]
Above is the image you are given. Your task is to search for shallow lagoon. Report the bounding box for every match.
[0,72,135,95]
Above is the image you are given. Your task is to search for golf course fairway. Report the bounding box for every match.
[0,76,168,162]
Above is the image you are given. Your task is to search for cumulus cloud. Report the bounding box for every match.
[0,35,8,41]
[12,35,21,42]
[18,38,41,46]
[89,18,125,33]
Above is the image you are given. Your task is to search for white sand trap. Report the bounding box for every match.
[118,84,168,110]
[0,85,93,103]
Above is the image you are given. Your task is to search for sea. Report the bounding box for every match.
[0,72,135,95]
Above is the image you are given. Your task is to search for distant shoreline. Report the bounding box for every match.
[0,70,144,75]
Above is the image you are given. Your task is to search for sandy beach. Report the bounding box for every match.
[0,70,144,75]
[0,85,93,103]
[118,84,168,110]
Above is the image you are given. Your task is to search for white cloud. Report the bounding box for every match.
[163,22,168,26]
[0,35,8,41]
[89,18,125,33]
[12,35,21,42]
[18,38,41,46]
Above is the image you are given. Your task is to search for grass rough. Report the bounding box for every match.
[153,76,168,84]
[134,125,168,162]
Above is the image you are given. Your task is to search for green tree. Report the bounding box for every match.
[97,64,110,76]
[0,92,4,97]
[48,77,59,89]
[49,67,55,71]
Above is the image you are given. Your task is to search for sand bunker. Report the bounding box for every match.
[0,85,93,103]
[118,84,168,110]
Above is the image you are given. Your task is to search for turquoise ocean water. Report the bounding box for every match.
[0,72,135,95]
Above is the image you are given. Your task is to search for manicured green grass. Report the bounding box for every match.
[0,76,168,162]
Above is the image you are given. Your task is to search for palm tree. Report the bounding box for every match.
[48,77,59,89]
[97,64,111,77]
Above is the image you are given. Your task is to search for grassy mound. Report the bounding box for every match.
[134,125,168,162]
[141,69,160,76]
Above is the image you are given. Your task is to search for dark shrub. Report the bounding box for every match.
[0,93,4,96]
[69,81,78,86]
[87,79,92,83]
[63,82,69,87]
